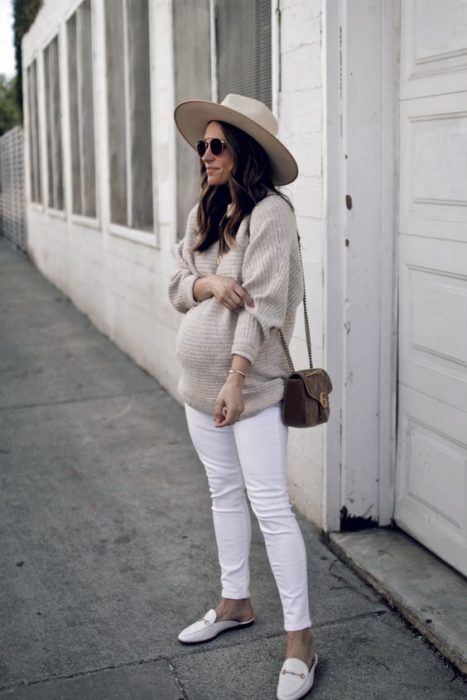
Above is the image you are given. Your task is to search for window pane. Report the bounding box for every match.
[127,0,153,231]
[105,0,127,225]
[67,0,96,218]
[79,0,96,218]
[67,12,81,214]
[172,0,211,240]
[44,35,64,210]
[215,0,272,108]
[44,44,53,204]
[27,61,42,204]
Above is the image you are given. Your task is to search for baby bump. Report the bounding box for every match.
[176,299,236,373]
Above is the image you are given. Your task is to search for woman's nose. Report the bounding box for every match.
[202,146,214,162]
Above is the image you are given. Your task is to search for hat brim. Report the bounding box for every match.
[174,99,298,186]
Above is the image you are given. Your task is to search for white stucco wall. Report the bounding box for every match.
[23,0,328,527]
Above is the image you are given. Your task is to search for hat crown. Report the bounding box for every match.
[220,94,278,137]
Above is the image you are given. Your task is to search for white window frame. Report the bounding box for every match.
[25,55,44,211]
[106,0,158,247]
[65,0,99,226]
[44,31,65,216]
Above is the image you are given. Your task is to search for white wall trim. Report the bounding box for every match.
[378,0,400,525]
[70,213,100,230]
[322,0,345,532]
[324,0,399,531]
[109,223,159,248]
[45,207,67,220]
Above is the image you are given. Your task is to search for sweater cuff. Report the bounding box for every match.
[231,312,263,365]
[181,274,200,309]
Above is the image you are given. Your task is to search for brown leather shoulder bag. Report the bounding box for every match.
[279,233,333,428]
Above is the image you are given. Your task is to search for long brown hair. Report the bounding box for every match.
[193,121,293,253]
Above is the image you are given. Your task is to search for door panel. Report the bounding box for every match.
[399,94,467,242]
[400,0,467,99]
[395,0,467,576]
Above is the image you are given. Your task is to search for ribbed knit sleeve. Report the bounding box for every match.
[231,197,295,365]
[168,205,200,314]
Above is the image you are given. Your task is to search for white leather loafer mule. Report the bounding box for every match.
[177,608,255,644]
[276,653,318,700]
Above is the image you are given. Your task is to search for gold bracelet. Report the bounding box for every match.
[228,369,246,378]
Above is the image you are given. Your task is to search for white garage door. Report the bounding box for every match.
[395,0,467,577]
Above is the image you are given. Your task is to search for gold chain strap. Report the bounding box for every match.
[279,232,313,373]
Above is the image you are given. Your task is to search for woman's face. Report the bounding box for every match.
[201,121,235,186]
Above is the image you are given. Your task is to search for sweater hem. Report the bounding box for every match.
[230,347,256,364]
[179,381,285,421]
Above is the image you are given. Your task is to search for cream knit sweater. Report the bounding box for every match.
[168,192,304,419]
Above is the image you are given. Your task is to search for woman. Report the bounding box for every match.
[168,94,318,700]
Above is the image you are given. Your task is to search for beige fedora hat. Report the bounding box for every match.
[174,94,298,186]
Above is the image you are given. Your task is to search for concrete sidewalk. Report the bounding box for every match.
[0,235,465,699]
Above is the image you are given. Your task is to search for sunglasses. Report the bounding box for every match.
[196,138,228,157]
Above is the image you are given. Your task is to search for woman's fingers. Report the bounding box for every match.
[231,288,247,308]
[214,399,225,423]
[221,289,253,311]
[218,296,241,311]
[216,408,236,427]
[215,401,244,427]
[220,297,238,311]
[234,284,254,307]
[212,276,254,310]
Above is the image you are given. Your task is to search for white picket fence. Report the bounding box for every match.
[0,126,27,251]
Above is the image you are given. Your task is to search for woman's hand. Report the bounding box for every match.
[208,275,255,311]
[215,374,245,427]
[193,275,254,311]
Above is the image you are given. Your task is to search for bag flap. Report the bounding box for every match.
[290,369,333,403]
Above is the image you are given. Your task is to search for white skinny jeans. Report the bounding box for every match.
[184,402,312,632]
